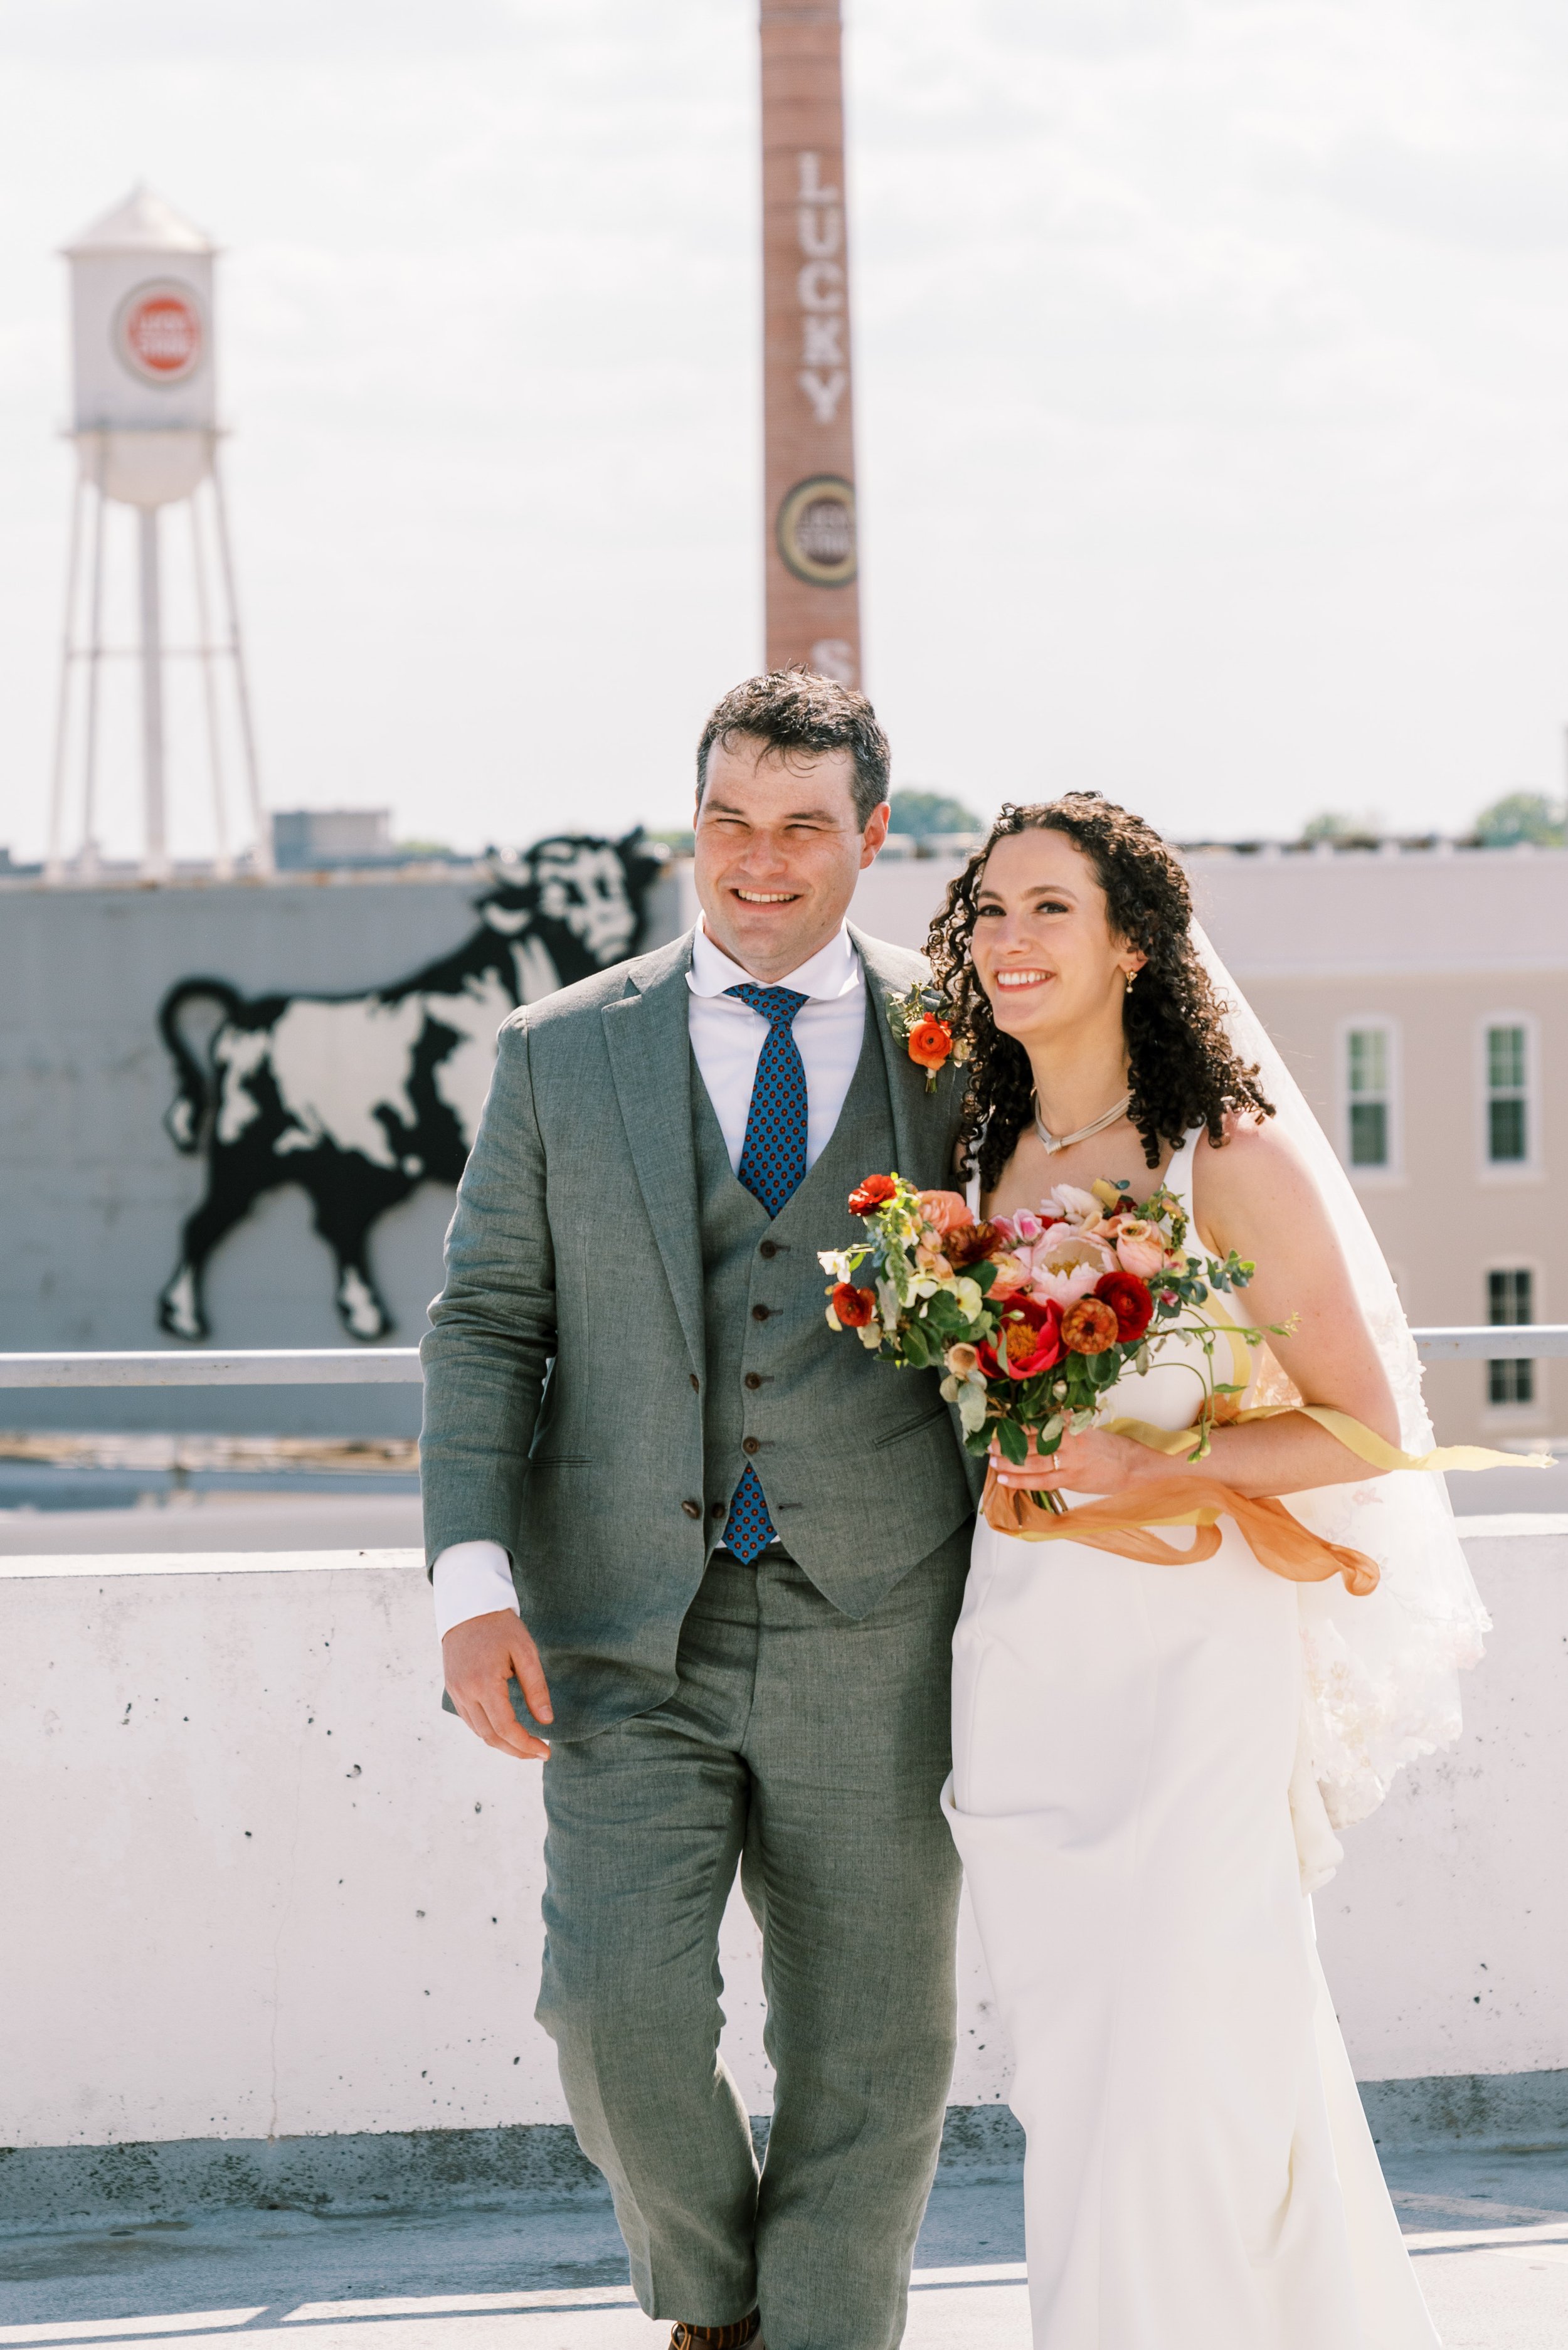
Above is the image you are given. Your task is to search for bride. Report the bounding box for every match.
[928,793,1487,2349]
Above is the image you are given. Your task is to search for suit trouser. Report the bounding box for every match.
[535,1525,970,2350]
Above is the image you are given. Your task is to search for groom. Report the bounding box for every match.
[421,671,978,2350]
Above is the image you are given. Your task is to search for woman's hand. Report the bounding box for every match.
[990,1425,1164,1495]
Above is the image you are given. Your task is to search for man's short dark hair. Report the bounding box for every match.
[696,670,891,829]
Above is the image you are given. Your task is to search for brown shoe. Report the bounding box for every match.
[668,2319,761,2350]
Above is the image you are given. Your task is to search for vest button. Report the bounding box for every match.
[751,1303,771,1321]
[758,1240,778,1259]
[681,1498,702,1519]
[712,1501,726,1516]
[744,1373,762,1391]
[742,1436,760,1456]
[689,1373,700,1391]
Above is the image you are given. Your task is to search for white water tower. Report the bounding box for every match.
[47,186,271,880]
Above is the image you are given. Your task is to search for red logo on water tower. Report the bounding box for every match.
[115,280,205,384]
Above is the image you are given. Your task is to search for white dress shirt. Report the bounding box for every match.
[432,919,867,1641]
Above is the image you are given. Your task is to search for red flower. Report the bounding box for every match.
[977,1294,1062,1380]
[831,1283,877,1327]
[1094,1269,1154,1343]
[847,1173,899,1217]
[947,1218,1005,1269]
[907,1016,953,1072]
[1061,1297,1120,1356]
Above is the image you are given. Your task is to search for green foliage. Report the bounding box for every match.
[1472,792,1566,848]
[1300,810,1379,844]
[886,788,984,839]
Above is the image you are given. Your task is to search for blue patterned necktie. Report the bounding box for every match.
[721,982,809,1561]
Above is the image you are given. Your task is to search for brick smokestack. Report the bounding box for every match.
[760,0,861,688]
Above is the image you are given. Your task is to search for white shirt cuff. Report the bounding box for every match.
[432,1540,520,1640]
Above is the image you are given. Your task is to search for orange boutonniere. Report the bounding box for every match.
[885,982,969,1094]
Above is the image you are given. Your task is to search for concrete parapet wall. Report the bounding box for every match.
[3,1520,1565,2213]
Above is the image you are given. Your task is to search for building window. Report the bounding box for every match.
[1345,1026,1392,1168]
[1486,1024,1529,1165]
[1488,1266,1534,1407]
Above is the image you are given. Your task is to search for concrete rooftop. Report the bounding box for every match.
[3,2150,1568,2350]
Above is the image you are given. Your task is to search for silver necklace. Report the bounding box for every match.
[1032,1089,1131,1156]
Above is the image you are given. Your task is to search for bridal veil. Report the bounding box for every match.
[1195,923,1491,1845]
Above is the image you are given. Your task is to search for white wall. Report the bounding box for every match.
[1318,1516,1568,2079]
[3,1520,1564,2151]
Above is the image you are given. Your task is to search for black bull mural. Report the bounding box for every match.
[157,833,664,1342]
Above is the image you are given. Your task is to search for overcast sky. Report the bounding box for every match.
[4,0,1568,863]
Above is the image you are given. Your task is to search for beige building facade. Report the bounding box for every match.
[1185,844,1565,1451]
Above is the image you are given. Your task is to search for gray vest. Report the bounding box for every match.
[692,1003,973,1616]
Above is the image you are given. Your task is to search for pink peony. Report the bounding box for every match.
[1013,1223,1118,1307]
[1051,1184,1104,1227]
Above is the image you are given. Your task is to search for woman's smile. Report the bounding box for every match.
[992,966,1052,991]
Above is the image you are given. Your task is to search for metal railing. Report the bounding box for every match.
[1411,1326,1568,1362]
[0,1349,422,1387]
[0,1330,1565,1387]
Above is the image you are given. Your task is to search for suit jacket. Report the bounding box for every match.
[419,923,980,1735]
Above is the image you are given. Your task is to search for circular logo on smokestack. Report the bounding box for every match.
[776,475,857,587]
[115,280,206,385]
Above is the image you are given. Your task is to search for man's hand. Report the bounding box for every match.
[442,1610,554,1760]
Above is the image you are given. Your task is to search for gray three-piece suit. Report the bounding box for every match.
[420,926,980,2350]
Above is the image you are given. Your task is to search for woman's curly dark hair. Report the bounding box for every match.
[928,794,1273,1190]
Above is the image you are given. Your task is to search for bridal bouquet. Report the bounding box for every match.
[820,1170,1278,1510]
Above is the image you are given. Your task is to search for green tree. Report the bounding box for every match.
[1472,791,1566,847]
[887,788,984,839]
[1300,810,1379,844]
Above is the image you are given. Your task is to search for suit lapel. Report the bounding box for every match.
[601,934,707,1379]
[852,926,965,1191]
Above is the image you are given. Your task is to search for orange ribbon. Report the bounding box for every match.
[980,1392,1550,1594]
[980,1466,1380,1596]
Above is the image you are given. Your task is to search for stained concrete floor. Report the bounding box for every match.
[2,2150,1566,2348]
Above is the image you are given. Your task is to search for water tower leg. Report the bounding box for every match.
[211,455,272,876]
[137,505,169,879]
[45,471,88,883]
[78,466,109,878]
[189,491,232,878]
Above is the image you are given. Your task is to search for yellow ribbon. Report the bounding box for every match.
[1103,1402,1552,1476]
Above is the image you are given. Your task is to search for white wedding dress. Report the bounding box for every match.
[945,1127,1440,2349]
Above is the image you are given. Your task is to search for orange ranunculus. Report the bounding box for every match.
[985,1250,1029,1299]
[1061,1296,1120,1355]
[916,1188,973,1236]
[907,1016,953,1071]
[1094,1269,1154,1343]
[976,1295,1062,1380]
[831,1283,877,1327]
[1111,1218,1166,1278]
[847,1173,899,1217]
